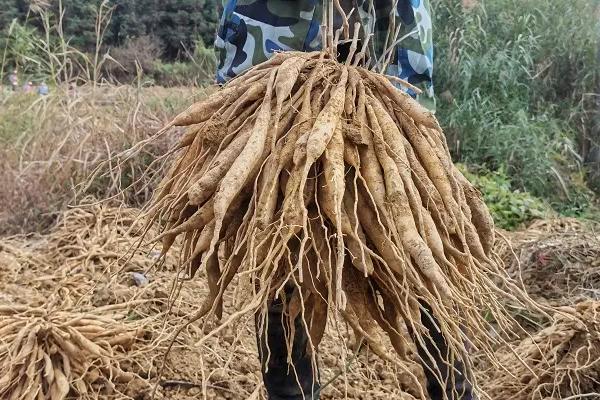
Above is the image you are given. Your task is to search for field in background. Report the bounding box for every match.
[0,84,211,233]
[2,0,598,231]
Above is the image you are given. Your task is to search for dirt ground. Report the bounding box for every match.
[0,204,424,400]
[1,204,599,399]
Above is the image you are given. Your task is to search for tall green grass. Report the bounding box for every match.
[433,0,599,212]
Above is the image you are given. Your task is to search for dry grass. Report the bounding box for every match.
[0,84,208,234]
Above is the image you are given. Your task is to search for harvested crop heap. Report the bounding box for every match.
[497,218,600,303]
[0,201,179,308]
[483,301,600,399]
[145,48,539,394]
[0,305,144,400]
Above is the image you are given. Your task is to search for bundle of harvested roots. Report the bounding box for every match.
[484,301,600,399]
[143,49,540,394]
[0,305,144,399]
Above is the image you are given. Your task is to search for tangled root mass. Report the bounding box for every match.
[146,50,540,396]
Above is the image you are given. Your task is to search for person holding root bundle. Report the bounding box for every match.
[213,1,472,399]
[144,1,539,400]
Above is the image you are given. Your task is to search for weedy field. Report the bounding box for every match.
[0,84,209,233]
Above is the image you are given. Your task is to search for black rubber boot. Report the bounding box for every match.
[416,302,475,400]
[256,288,320,400]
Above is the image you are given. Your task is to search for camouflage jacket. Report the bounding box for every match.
[215,0,434,109]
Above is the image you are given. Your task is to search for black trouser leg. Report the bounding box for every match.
[255,295,473,400]
[256,289,320,400]
[417,302,475,400]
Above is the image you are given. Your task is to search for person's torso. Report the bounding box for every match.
[215,0,435,108]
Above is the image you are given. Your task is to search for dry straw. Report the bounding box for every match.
[497,218,600,304]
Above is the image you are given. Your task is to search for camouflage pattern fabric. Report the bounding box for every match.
[215,0,435,110]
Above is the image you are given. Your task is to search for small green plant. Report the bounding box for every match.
[1,1,116,86]
[458,164,551,229]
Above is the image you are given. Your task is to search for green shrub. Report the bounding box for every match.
[458,164,551,229]
[1,21,49,82]
[433,0,599,209]
[153,40,216,86]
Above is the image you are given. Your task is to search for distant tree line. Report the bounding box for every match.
[0,0,220,60]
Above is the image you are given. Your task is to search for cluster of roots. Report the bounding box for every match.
[1,203,426,399]
[0,201,179,308]
[141,50,541,395]
[0,305,145,400]
[483,301,600,399]
[0,203,180,399]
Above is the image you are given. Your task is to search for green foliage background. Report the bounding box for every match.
[0,0,219,59]
[433,0,599,217]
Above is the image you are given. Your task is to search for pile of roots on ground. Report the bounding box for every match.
[141,48,542,395]
[0,199,171,309]
[0,304,145,399]
[498,218,600,303]
[483,300,600,399]
[0,200,178,308]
